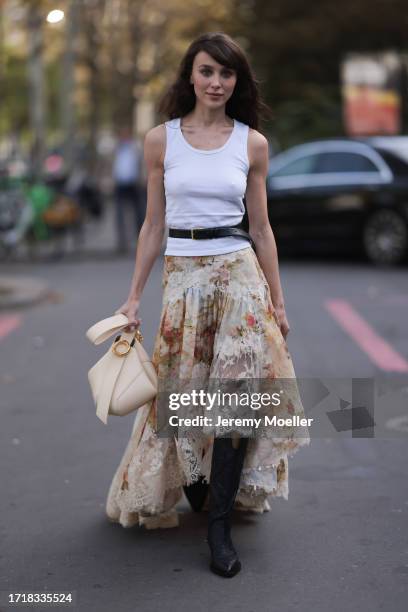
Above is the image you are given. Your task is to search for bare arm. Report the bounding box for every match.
[115,125,166,330]
[245,129,290,338]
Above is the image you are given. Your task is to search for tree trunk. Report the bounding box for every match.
[27,3,46,180]
[60,0,80,174]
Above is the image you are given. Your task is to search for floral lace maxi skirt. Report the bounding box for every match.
[106,246,311,528]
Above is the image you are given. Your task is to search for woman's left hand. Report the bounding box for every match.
[275,305,290,340]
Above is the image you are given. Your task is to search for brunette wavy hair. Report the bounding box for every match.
[157,32,272,130]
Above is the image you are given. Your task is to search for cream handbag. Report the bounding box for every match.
[86,314,158,424]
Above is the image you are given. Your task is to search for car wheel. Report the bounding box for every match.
[363,209,408,266]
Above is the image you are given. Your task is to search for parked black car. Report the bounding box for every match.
[264,139,408,265]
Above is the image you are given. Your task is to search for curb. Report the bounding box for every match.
[0,275,49,309]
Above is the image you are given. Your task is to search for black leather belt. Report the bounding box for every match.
[168,223,256,253]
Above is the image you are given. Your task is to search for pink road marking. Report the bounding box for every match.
[325,299,408,372]
[0,315,22,340]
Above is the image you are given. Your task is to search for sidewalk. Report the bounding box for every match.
[2,200,168,263]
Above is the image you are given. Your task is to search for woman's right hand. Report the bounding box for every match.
[115,298,142,333]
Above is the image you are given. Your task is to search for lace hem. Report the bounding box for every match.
[105,380,311,525]
[107,507,180,529]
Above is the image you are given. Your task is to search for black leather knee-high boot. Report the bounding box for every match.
[183,476,209,512]
[207,436,249,577]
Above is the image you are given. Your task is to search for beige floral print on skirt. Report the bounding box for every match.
[106,246,311,529]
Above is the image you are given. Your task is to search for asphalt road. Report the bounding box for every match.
[1,250,407,612]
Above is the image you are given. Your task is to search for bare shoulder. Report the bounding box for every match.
[247,128,269,168]
[144,124,166,166]
[145,123,166,146]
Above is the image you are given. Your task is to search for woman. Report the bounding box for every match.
[106,31,310,578]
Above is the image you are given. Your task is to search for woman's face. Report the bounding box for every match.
[190,50,237,109]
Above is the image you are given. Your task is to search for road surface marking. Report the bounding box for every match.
[325,299,408,372]
[0,315,22,340]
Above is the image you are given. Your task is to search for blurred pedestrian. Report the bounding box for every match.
[112,126,145,253]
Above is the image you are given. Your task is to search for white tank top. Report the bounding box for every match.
[163,116,251,256]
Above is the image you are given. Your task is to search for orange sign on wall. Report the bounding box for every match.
[341,52,401,136]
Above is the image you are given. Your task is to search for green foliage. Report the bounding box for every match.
[2,0,408,152]
[239,0,408,145]
[1,56,29,134]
